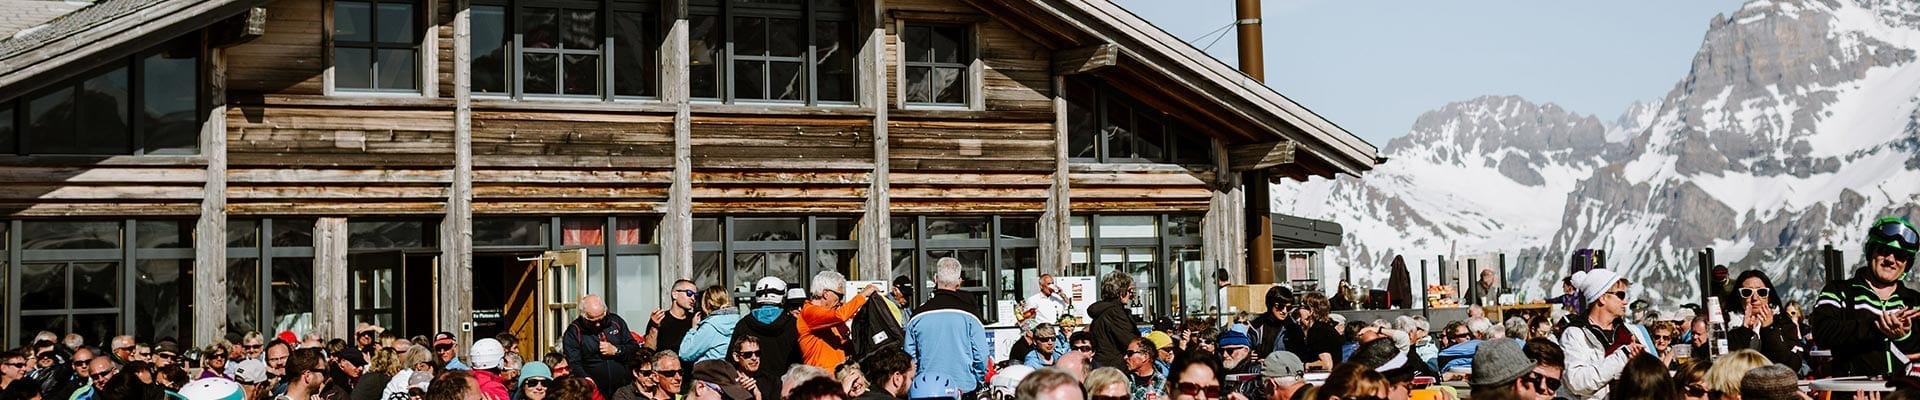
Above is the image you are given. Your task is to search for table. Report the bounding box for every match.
[1809,376,1893,393]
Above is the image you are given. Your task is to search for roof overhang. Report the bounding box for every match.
[1272,213,1342,248]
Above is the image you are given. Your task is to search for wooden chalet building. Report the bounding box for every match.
[0,0,1376,351]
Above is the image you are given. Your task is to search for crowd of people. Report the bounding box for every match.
[0,218,1912,400]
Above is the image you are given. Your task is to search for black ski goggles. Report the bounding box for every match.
[1873,221,1919,254]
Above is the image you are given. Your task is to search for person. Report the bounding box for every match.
[903,258,990,398]
[1146,332,1176,376]
[1737,365,1802,400]
[1520,339,1565,400]
[890,276,916,322]
[1296,292,1339,371]
[0,352,26,391]
[613,349,657,400]
[784,378,846,400]
[1217,331,1257,377]
[1546,278,1581,314]
[229,359,271,400]
[1330,281,1358,312]
[154,342,181,371]
[1561,268,1649,400]
[836,363,867,398]
[1468,339,1536,400]
[1012,367,1081,400]
[1090,271,1144,370]
[1674,360,1712,400]
[1249,287,1304,357]
[1024,325,1062,369]
[433,333,468,371]
[647,350,684,400]
[1719,271,1800,369]
[1085,368,1130,400]
[1310,364,1387,400]
[1812,218,1920,378]
[540,353,570,379]
[197,343,231,381]
[1166,351,1224,400]
[108,337,135,367]
[681,286,744,363]
[426,370,477,400]
[1258,352,1309,400]
[1704,350,1769,400]
[689,361,754,400]
[563,294,644,399]
[1122,338,1165,400]
[1465,269,1500,307]
[281,348,327,400]
[1530,317,1556,345]
[798,272,879,370]
[730,337,766,400]
[852,347,911,400]
[649,280,702,353]
[1025,274,1071,327]
[467,339,511,400]
[738,278,802,400]
[517,363,553,400]
[1606,354,1673,400]
[1337,321,1378,363]
[324,346,367,400]
[357,326,384,356]
[351,348,399,400]
[780,365,831,400]
[551,376,597,400]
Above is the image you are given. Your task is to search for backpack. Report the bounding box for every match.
[848,293,907,357]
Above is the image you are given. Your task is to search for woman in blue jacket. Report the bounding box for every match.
[680,286,743,363]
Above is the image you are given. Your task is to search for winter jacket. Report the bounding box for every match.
[350,372,393,400]
[849,294,908,358]
[1413,342,1440,371]
[1728,314,1803,369]
[472,369,512,400]
[679,307,743,363]
[905,289,991,395]
[1558,315,1649,400]
[738,304,803,400]
[1248,312,1304,356]
[563,313,644,400]
[799,293,871,370]
[1435,340,1477,372]
[1810,275,1920,377]
[1024,350,1060,369]
[1088,299,1142,369]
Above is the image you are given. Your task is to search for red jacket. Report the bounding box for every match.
[470,370,511,400]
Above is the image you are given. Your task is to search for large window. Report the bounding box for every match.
[891,215,1038,325]
[0,36,200,156]
[333,0,421,91]
[11,220,196,346]
[688,0,856,104]
[1068,214,1204,320]
[901,23,969,106]
[691,216,857,304]
[472,0,657,99]
[472,216,664,318]
[1064,76,1214,164]
[226,219,317,342]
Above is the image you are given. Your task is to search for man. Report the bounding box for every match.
[1011,367,1081,400]
[466,339,511,400]
[563,294,643,399]
[280,348,328,400]
[1217,331,1257,376]
[1521,339,1566,400]
[1024,324,1062,369]
[729,336,764,400]
[1024,274,1071,326]
[153,341,180,370]
[48,347,95,400]
[798,271,879,370]
[324,346,367,400]
[356,325,383,355]
[688,361,753,400]
[0,352,26,391]
[648,280,701,353]
[107,337,135,366]
[1258,352,1310,400]
[1468,339,1552,400]
[231,359,273,400]
[265,341,293,396]
[1739,365,1802,400]
[241,332,267,361]
[649,350,684,400]
[1339,321,1382,362]
[131,343,153,364]
[904,257,990,398]
[1560,268,1648,399]
[1435,320,1480,374]
[433,333,468,371]
[614,351,658,400]
[1545,278,1581,314]
[1121,338,1164,400]
[1465,269,1500,306]
[737,277,802,400]
[1249,286,1303,356]
[1145,331,1174,374]
[424,370,480,400]
[1394,316,1438,371]
[891,276,916,321]
[1089,271,1143,370]
[70,356,116,400]
[1813,217,1920,378]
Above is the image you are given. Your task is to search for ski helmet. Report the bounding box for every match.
[1866,217,1918,264]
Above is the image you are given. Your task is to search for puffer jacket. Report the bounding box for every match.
[679,307,743,363]
[904,289,991,395]
[1088,299,1142,370]
[737,305,802,400]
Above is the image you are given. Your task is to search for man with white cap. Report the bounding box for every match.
[1558,268,1648,399]
[1258,352,1310,400]
[468,339,511,400]
[736,277,802,400]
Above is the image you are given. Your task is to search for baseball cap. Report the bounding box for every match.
[334,347,368,367]
[755,277,788,305]
[1260,352,1304,378]
[276,331,299,346]
[690,360,753,400]
[433,332,458,347]
[229,359,268,384]
[1144,331,1173,350]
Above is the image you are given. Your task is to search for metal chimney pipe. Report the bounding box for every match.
[1238,0,1275,284]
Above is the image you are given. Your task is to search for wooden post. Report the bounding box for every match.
[661,0,693,284]
[313,218,350,339]
[443,0,476,346]
[1204,139,1244,303]
[193,39,230,347]
[858,0,891,282]
[1040,74,1069,276]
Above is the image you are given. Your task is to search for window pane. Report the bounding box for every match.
[903,67,930,104]
[72,314,119,348]
[523,53,558,94]
[769,62,802,101]
[890,217,914,240]
[472,6,509,94]
[1000,247,1037,300]
[0,107,15,154]
[562,54,599,95]
[926,216,987,240]
[923,249,989,317]
[523,8,558,49]
[1068,246,1090,279]
[136,259,189,341]
[1173,125,1213,165]
[273,219,316,247]
[816,217,855,241]
[335,1,373,42]
[336,47,374,89]
[1171,246,1205,316]
[904,26,929,63]
[736,252,803,294]
[587,255,606,298]
[814,20,854,102]
[932,67,964,104]
[616,217,656,245]
[84,67,132,153]
[136,220,191,248]
[612,11,654,97]
[734,17,766,56]
[931,26,963,63]
[1098,215,1157,239]
[228,219,260,248]
[562,9,598,50]
[227,259,261,338]
[26,86,75,154]
[376,2,414,44]
[1104,99,1134,159]
[768,18,802,57]
[474,218,545,247]
[1136,115,1165,162]
[693,251,722,288]
[18,315,65,347]
[561,218,605,246]
[1068,216,1088,240]
[72,262,118,309]
[612,254,661,316]
[733,61,764,100]
[1065,78,1098,158]
[376,48,417,90]
[24,221,121,249]
[692,218,720,242]
[689,14,722,98]
[818,249,856,281]
[889,250,916,289]
[142,41,199,154]
[734,218,803,241]
[348,220,429,248]
[272,258,316,333]
[999,218,1037,240]
[1167,215,1202,238]
[21,263,65,310]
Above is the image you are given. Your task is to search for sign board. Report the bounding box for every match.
[987,327,1023,361]
[1057,276,1098,320]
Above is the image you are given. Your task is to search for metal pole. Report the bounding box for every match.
[1236,0,1273,285]
[1234,0,1264,81]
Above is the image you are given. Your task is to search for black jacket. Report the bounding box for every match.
[849,293,908,358]
[562,313,644,398]
[738,305,804,400]
[1088,299,1141,370]
[1248,312,1304,356]
[1728,311,1803,370]
[1810,275,1920,376]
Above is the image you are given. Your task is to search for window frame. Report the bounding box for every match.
[899,22,975,109]
[1,35,204,156]
[473,0,663,101]
[330,0,426,94]
[225,218,318,343]
[1064,76,1216,165]
[689,0,858,106]
[7,219,199,347]
[689,215,859,304]
[1067,214,1204,320]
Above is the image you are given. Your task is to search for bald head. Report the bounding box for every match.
[582,295,608,320]
[1053,351,1090,382]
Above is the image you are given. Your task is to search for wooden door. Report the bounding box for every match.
[536,249,588,353]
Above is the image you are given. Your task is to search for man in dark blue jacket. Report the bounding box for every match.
[564,294,643,399]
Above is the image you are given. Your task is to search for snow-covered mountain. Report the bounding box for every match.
[1275,0,1920,306]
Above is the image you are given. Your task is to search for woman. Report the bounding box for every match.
[1726,270,1802,368]
[353,348,402,400]
[1607,354,1675,400]
[1166,351,1223,400]
[1673,360,1712,400]
[551,375,597,400]
[1309,364,1388,400]
[199,342,232,380]
[1297,292,1341,371]
[386,346,438,400]
[1085,368,1131,400]
[1704,350,1769,400]
[518,362,554,400]
[1648,321,1677,366]
[680,286,744,363]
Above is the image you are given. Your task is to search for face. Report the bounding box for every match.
[1219,346,1249,364]
[1601,282,1629,316]
[693,381,724,400]
[1037,334,1058,354]
[1039,276,1056,295]
[89,358,115,388]
[1652,328,1673,350]
[1038,383,1083,400]
[133,345,152,362]
[1157,345,1176,363]
[338,358,363,377]
[1872,246,1911,283]
[1097,383,1131,398]
[551,360,570,377]
[266,345,290,374]
[673,284,699,310]
[390,339,412,354]
[1739,277,1770,308]
[1448,328,1470,346]
[1125,343,1152,373]
[1072,340,1093,354]
[1517,365,1562,400]
[71,350,95,378]
[523,377,551,399]
[655,358,683,393]
[435,344,457,363]
[1682,379,1710,400]
[244,339,264,359]
[1,357,26,379]
[1480,270,1495,285]
[733,341,761,373]
[1173,365,1219,400]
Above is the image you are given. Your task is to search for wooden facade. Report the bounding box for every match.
[0,0,1374,350]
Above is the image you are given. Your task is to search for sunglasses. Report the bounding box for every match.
[157,353,177,360]
[136,352,152,358]
[243,344,263,350]
[735,351,760,359]
[1174,382,1221,399]
[3,363,25,368]
[434,345,455,351]
[71,358,93,365]
[1035,336,1057,342]
[1653,334,1672,341]
[825,289,844,298]
[1607,290,1628,301]
[524,378,551,388]
[1448,333,1471,340]
[1684,384,1710,397]
[677,289,699,297]
[1072,345,1093,352]
[1738,287,1771,299]
[652,369,681,378]
[1125,350,1150,357]
[1523,371,1562,392]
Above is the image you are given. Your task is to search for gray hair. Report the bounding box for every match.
[781,364,832,386]
[1503,317,1529,340]
[1466,317,1495,339]
[934,257,964,288]
[1393,316,1418,333]
[812,271,848,297]
[1099,271,1134,301]
[1031,323,1057,338]
[1015,368,1081,400]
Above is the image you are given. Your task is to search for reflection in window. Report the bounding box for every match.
[475,218,547,247]
[334,0,419,91]
[136,220,192,249]
[612,254,662,316]
[688,0,855,104]
[272,258,315,334]
[903,24,970,105]
[227,259,261,338]
[693,251,723,288]
[136,259,190,341]
[472,5,510,93]
[1063,76,1215,164]
[471,0,658,99]
[349,220,433,248]
[4,36,199,155]
[925,217,987,240]
[274,219,316,247]
[23,221,120,250]
[20,262,121,343]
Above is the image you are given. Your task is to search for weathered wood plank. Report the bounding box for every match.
[230,168,454,183]
[1227,141,1297,172]
[690,201,867,214]
[227,201,447,215]
[689,186,866,199]
[473,201,668,214]
[1066,172,1210,187]
[228,185,450,199]
[471,156,674,168]
[312,217,349,340]
[0,185,207,200]
[472,170,672,184]
[226,0,324,94]
[1054,43,1120,75]
[0,203,201,216]
[195,43,232,347]
[890,172,1050,187]
[691,171,870,185]
[472,185,670,199]
[0,167,207,184]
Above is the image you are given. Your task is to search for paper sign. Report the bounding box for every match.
[1058,276,1098,320]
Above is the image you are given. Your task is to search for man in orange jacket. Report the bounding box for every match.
[797,271,881,370]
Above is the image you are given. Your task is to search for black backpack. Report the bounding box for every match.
[847,293,907,357]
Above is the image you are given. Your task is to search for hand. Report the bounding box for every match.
[599,341,617,356]
[1619,342,1646,357]
[651,310,666,326]
[738,375,758,392]
[1744,307,1764,330]
[861,284,881,297]
[1226,392,1249,400]
[1874,313,1910,340]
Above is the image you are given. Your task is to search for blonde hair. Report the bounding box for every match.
[1084,368,1129,397]
[369,348,404,375]
[404,345,434,370]
[1706,349,1770,397]
[701,285,732,313]
[1312,364,1388,400]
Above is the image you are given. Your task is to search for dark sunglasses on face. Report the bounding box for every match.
[735,351,759,359]
[524,378,551,388]
[1073,345,1093,352]
[1607,291,1629,301]
[1683,384,1710,397]
[1523,371,1562,392]
[652,369,681,378]
[1125,350,1149,357]
[434,345,455,351]
[3,362,25,368]
[1174,382,1221,398]
[677,289,699,297]
[1738,287,1771,299]
[243,344,263,350]
[1034,336,1057,342]
[1653,334,1672,341]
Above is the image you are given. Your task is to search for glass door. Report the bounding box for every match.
[537,248,588,351]
[350,252,403,333]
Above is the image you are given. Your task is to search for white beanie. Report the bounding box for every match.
[1574,268,1628,306]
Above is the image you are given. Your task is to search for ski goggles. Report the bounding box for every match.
[1873,220,1919,253]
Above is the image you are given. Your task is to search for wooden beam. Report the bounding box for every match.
[1227,140,1296,172]
[208,7,267,48]
[858,0,892,282]
[662,0,695,287]
[1203,137,1245,296]
[1052,43,1120,75]
[1040,75,1070,276]
[192,37,230,347]
[312,218,350,341]
[443,0,476,348]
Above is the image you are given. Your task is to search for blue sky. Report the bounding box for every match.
[1109,0,1749,148]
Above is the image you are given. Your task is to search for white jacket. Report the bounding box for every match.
[1557,320,1648,400]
